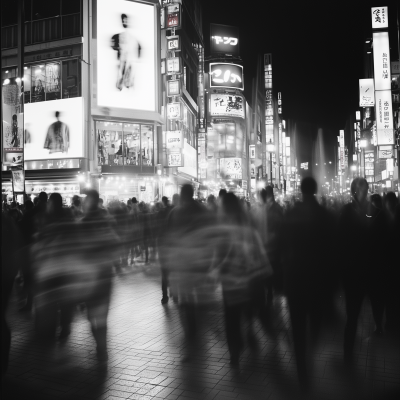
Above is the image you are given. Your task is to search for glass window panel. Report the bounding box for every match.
[141,125,153,166]
[24,0,32,22]
[96,122,123,166]
[62,59,80,98]
[62,0,80,15]
[33,0,60,20]
[23,66,31,103]
[31,65,45,102]
[124,124,140,166]
[2,2,18,26]
[225,123,235,153]
[45,62,61,100]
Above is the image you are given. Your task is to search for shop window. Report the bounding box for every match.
[97,121,123,166]
[124,124,140,166]
[62,59,80,98]
[45,63,61,101]
[141,125,153,166]
[23,66,31,103]
[31,64,45,102]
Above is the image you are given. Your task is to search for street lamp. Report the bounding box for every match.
[266,139,275,186]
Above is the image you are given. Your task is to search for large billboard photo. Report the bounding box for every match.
[24,97,84,161]
[210,63,243,90]
[210,94,244,118]
[97,0,156,111]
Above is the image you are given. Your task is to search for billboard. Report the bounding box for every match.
[97,0,156,111]
[210,24,239,57]
[359,79,375,107]
[373,32,391,91]
[210,94,244,118]
[375,90,394,145]
[24,97,84,161]
[371,7,388,29]
[166,130,183,149]
[178,141,197,177]
[220,158,242,179]
[209,63,243,90]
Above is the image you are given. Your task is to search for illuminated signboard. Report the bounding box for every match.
[167,79,181,96]
[210,94,244,118]
[371,6,388,29]
[166,130,183,149]
[375,90,394,145]
[166,57,182,75]
[97,0,156,111]
[167,35,181,51]
[373,32,391,91]
[359,79,375,107]
[166,4,181,29]
[220,157,242,179]
[210,24,240,57]
[166,102,182,119]
[209,63,243,90]
[168,151,182,166]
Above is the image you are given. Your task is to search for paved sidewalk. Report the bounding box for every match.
[2,260,400,400]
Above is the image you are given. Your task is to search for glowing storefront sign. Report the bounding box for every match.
[359,79,375,106]
[373,32,391,91]
[371,7,388,29]
[209,63,243,90]
[210,24,240,57]
[210,94,244,118]
[375,90,394,145]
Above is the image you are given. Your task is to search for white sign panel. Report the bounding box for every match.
[209,63,243,90]
[375,90,394,145]
[97,0,156,111]
[166,102,182,119]
[371,7,388,29]
[210,94,244,118]
[359,79,375,107]
[25,97,84,161]
[178,141,197,177]
[373,32,391,91]
[379,145,393,159]
[166,130,183,149]
[220,158,242,179]
[168,151,182,167]
[249,145,255,159]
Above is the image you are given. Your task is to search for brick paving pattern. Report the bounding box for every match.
[2,260,399,400]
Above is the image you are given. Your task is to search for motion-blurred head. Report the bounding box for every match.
[301,177,317,201]
[350,177,368,205]
[83,189,100,214]
[180,184,194,205]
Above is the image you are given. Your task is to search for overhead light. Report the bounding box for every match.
[367,51,371,54]
[365,40,370,43]
[5,70,9,73]
[3,79,10,85]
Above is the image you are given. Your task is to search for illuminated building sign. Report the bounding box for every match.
[371,7,388,29]
[166,130,183,149]
[166,102,182,119]
[209,63,243,90]
[210,24,240,57]
[375,90,394,145]
[210,94,244,118]
[166,4,181,29]
[359,79,375,107]
[167,57,182,75]
[167,79,181,96]
[373,32,391,91]
[167,35,181,51]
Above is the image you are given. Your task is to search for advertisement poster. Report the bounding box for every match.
[166,4,180,29]
[210,94,244,118]
[178,141,197,177]
[168,151,182,167]
[166,130,183,149]
[97,0,156,111]
[11,169,25,193]
[209,63,243,90]
[167,102,182,119]
[359,79,375,107]
[3,112,24,167]
[220,157,242,179]
[24,97,84,161]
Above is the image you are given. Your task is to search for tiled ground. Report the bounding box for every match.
[2,260,399,400]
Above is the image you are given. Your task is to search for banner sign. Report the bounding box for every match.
[249,145,255,159]
[11,168,25,193]
[210,94,244,118]
[166,102,182,119]
[167,79,181,96]
[371,7,388,29]
[209,63,243,90]
[166,4,181,29]
[166,57,182,75]
[373,32,391,91]
[340,130,345,170]
[364,151,375,178]
[375,90,394,145]
[210,24,240,57]
[359,79,375,106]
[220,158,242,179]
[167,35,181,51]
[168,151,183,166]
[378,145,393,159]
[166,130,183,148]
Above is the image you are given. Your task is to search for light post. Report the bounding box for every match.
[266,139,275,187]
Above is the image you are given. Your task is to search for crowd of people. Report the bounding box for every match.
[2,177,400,393]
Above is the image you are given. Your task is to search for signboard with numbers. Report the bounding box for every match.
[166,4,181,29]
[167,35,181,51]
[209,63,243,90]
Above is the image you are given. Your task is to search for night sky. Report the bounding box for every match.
[201,0,399,163]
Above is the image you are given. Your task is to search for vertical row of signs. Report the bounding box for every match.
[264,54,273,145]
[197,43,206,179]
[371,7,394,147]
[162,2,184,167]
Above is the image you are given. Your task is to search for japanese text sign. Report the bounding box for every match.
[373,32,391,91]
[166,130,183,149]
[167,35,181,51]
[209,63,243,90]
[375,90,394,145]
[167,79,181,96]
[167,102,182,119]
[210,24,240,57]
[371,7,388,29]
[166,4,181,29]
[359,79,375,106]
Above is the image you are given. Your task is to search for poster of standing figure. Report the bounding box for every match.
[97,0,156,112]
